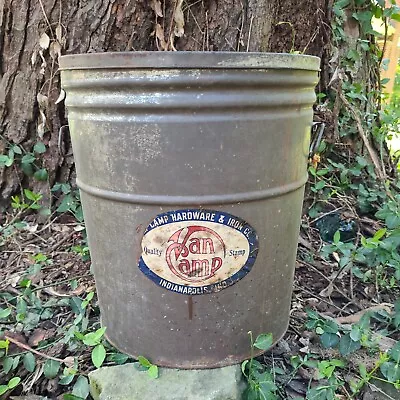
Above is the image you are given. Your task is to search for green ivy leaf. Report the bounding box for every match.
[83,327,106,346]
[320,332,339,349]
[24,189,37,201]
[34,168,48,181]
[333,230,341,244]
[57,194,76,213]
[315,326,324,335]
[21,162,34,176]
[380,361,400,383]
[44,359,61,379]
[254,333,273,350]
[64,395,84,400]
[373,228,386,241]
[108,353,129,365]
[394,312,400,329]
[34,141,47,154]
[259,380,277,393]
[356,156,368,167]
[23,352,36,372]
[386,214,400,229]
[12,355,21,371]
[306,386,331,400]
[389,341,400,363]
[0,339,9,351]
[138,356,152,368]
[322,319,339,334]
[81,292,94,309]
[3,357,13,374]
[0,155,10,165]
[12,145,23,155]
[316,168,329,176]
[92,344,106,368]
[59,374,75,385]
[7,377,21,389]
[0,386,9,396]
[359,364,368,379]
[241,360,249,376]
[148,364,159,379]
[21,154,36,164]
[339,334,361,356]
[72,376,89,399]
[315,180,326,190]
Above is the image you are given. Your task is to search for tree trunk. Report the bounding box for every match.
[0,0,331,204]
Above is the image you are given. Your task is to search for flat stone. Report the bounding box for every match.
[89,363,246,400]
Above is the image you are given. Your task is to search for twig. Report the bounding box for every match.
[5,335,68,365]
[167,0,180,51]
[302,26,319,54]
[309,206,344,224]
[246,15,254,52]
[38,0,54,37]
[205,10,209,51]
[31,273,92,293]
[336,89,386,181]
[293,283,353,313]
[367,382,396,400]
[378,18,389,67]
[299,261,361,310]
[237,7,244,51]
[49,230,76,252]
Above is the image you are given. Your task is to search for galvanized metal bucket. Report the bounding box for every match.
[60,52,320,368]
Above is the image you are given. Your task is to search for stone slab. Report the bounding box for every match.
[89,363,246,400]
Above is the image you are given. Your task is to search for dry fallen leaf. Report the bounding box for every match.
[37,93,48,109]
[43,285,86,298]
[63,356,75,367]
[31,50,37,66]
[38,49,47,75]
[25,224,38,233]
[332,251,340,263]
[156,23,168,51]
[334,304,393,325]
[28,328,55,347]
[55,89,66,105]
[9,275,21,288]
[319,282,334,298]
[55,24,63,42]
[49,41,62,60]
[150,0,163,17]
[173,0,184,38]
[39,32,50,50]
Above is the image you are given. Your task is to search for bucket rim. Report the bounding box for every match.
[59,51,320,71]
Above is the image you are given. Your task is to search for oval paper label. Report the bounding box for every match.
[138,209,258,295]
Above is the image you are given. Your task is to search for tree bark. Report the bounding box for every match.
[0,0,331,203]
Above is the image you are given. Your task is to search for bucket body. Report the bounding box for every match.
[60,52,319,368]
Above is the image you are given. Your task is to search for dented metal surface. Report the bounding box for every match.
[60,51,319,369]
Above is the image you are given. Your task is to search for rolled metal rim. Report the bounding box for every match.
[59,51,320,71]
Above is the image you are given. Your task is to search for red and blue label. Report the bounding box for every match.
[138,209,258,295]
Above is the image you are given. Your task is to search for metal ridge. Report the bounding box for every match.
[77,175,308,205]
[59,51,320,71]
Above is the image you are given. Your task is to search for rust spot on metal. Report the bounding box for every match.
[136,224,143,233]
